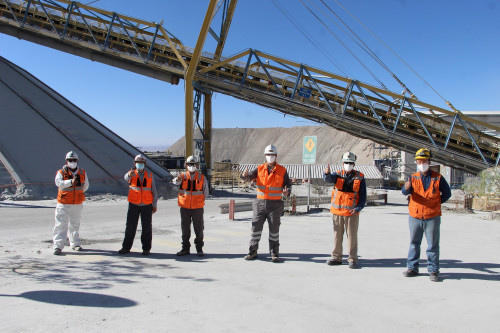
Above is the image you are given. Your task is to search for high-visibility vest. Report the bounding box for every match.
[57,168,86,204]
[128,170,154,205]
[330,170,364,216]
[256,163,286,200]
[178,171,205,209]
[408,171,442,219]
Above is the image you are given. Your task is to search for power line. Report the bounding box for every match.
[300,0,389,90]
[270,0,350,77]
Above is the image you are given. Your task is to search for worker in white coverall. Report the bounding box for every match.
[53,151,89,255]
[240,145,291,262]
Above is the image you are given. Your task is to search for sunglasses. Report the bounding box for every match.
[67,159,78,162]
[344,162,354,165]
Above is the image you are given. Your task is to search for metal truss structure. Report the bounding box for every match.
[1,0,499,174]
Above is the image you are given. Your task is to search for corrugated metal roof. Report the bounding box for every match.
[237,164,383,180]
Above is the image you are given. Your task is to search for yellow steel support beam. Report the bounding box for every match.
[198,49,251,74]
[214,0,238,60]
[158,26,188,69]
[204,92,212,168]
[185,0,218,157]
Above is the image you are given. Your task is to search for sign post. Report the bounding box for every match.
[302,136,317,212]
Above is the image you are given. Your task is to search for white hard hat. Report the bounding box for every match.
[342,152,357,163]
[264,145,277,155]
[186,155,198,164]
[65,151,79,160]
[134,154,147,163]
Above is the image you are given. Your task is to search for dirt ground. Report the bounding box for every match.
[1,187,499,332]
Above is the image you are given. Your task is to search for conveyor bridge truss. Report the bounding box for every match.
[1,0,499,174]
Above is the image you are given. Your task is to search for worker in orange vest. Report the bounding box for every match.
[118,154,157,255]
[53,151,89,255]
[172,155,209,257]
[323,152,366,269]
[402,148,451,282]
[241,145,291,263]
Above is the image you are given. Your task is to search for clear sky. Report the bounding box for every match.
[1,0,499,148]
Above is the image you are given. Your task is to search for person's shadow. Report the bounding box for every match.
[360,258,500,281]
[0,290,137,307]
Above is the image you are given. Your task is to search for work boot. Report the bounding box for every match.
[429,272,439,282]
[142,250,151,256]
[271,254,280,263]
[53,248,62,255]
[118,248,130,255]
[348,261,358,269]
[72,245,83,251]
[403,269,419,277]
[326,259,342,266]
[244,251,257,260]
[176,248,190,256]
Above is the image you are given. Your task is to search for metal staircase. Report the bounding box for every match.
[1,0,498,174]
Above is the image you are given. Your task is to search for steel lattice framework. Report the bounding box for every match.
[1,0,499,174]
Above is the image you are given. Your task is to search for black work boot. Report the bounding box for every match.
[176,248,190,256]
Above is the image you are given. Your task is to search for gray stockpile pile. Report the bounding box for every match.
[0,56,174,200]
[168,126,375,165]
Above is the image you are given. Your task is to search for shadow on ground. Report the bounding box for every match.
[0,202,54,208]
[0,290,137,307]
[1,253,217,290]
[360,258,500,281]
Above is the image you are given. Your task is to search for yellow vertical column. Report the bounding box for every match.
[184,0,218,157]
[204,92,212,169]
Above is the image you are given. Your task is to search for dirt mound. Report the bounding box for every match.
[168,125,375,165]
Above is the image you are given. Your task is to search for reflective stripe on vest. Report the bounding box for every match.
[178,171,205,209]
[57,168,86,204]
[330,170,364,216]
[408,171,442,219]
[255,163,286,200]
[128,170,153,205]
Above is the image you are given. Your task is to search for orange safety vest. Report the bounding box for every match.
[128,170,154,205]
[256,163,286,200]
[330,170,364,216]
[178,171,205,209]
[408,171,442,219]
[57,168,86,204]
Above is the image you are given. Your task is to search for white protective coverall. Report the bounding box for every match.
[53,167,89,250]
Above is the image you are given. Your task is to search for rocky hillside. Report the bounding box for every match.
[168,125,376,166]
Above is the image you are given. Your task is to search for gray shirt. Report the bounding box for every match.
[172,171,209,198]
[241,163,292,198]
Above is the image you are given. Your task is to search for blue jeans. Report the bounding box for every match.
[407,216,440,273]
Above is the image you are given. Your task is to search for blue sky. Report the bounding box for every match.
[1,0,499,148]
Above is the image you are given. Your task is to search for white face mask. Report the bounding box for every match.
[343,163,354,172]
[187,165,197,172]
[417,164,429,173]
[266,155,276,163]
[67,162,77,169]
[135,163,145,170]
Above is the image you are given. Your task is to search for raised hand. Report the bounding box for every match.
[404,177,411,191]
